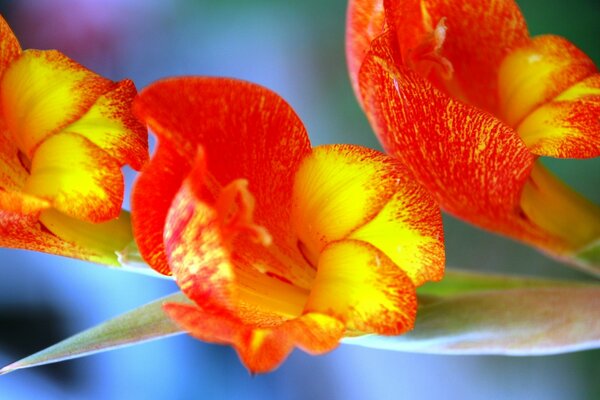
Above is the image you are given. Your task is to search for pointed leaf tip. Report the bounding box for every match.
[0,292,188,374]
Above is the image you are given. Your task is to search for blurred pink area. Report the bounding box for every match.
[7,0,167,72]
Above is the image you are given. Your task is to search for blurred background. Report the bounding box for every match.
[0,0,598,398]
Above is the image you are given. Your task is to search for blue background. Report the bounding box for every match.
[0,0,599,399]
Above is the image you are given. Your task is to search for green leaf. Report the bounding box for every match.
[2,271,598,374]
[345,285,600,355]
[418,268,591,298]
[575,239,600,277]
[0,292,187,375]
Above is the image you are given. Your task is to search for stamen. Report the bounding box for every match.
[216,179,272,247]
[408,18,454,80]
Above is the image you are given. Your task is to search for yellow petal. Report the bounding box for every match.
[304,239,417,335]
[292,144,444,285]
[517,74,600,158]
[499,35,596,128]
[62,80,148,170]
[23,132,123,222]
[1,49,114,158]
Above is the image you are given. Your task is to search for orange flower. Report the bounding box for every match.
[347,0,600,272]
[131,77,445,373]
[0,15,148,265]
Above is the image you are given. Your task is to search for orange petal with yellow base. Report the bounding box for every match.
[358,32,564,252]
[132,78,312,276]
[305,239,417,334]
[382,0,530,113]
[0,16,146,263]
[293,144,444,286]
[498,35,597,128]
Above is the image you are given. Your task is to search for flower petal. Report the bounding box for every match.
[61,79,148,170]
[359,32,563,250]
[0,125,28,192]
[164,155,310,319]
[498,35,597,128]
[346,0,386,101]
[132,78,311,274]
[163,167,234,309]
[292,144,444,285]
[304,239,417,335]
[0,15,21,77]
[23,132,123,222]
[1,49,115,158]
[516,74,600,159]
[0,205,129,265]
[384,0,530,113]
[164,302,344,373]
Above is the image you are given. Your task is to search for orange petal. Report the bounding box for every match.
[304,239,417,335]
[0,125,28,192]
[499,35,597,128]
[359,32,563,250]
[346,0,386,101]
[0,49,115,158]
[517,74,600,159]
[23,132,123,223]
[132,78,311,274]
[164,154,309,319]
[292,144,444,285]
[0,15,21,77]
[235,312,344,373]
[164,302,344,373]
[384,0,530,113]
[163,167,234,310]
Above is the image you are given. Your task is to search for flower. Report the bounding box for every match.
[347,0,600,272]
[0,15,148,265]
[131,77,445,372]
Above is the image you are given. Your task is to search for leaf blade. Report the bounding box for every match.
[0,292,187,375]
[345,286,600,355]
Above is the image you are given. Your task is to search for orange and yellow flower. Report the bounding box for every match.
[0,16,148,265]
[131,77,445,372]
[347,0,600,272]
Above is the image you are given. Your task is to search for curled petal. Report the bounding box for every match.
[132,78,311,275]
[499,35,597,128]
[292,144,444,285]
[359,32,563,250]
[164,154,309,319]
[23,132,123,223]
[164,164,234,309]
[384,0,530,112]
[61,79,148,170]
[1,49,115,158]
[304,239,417,335]
[164,303,344,374]
[517,74,600,159]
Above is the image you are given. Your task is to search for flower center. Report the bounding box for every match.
[216,178,272,248]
